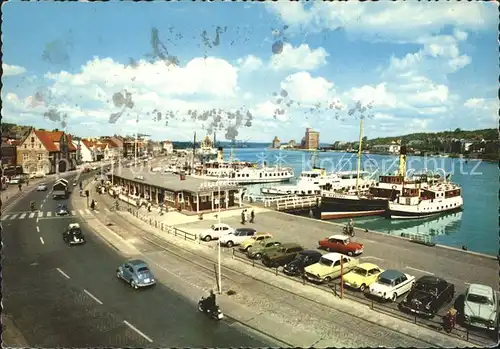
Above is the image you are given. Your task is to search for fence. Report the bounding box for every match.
[128,208,197,242]
[228,248,496,347]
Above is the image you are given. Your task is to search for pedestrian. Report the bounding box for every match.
[18,183,22,191]
[241,210,246,225]
[250,209,255,223]
[90,199,95,210]
[148,202,152,212]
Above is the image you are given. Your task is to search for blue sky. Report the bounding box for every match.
[2,1,498,143]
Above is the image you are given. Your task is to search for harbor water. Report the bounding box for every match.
[229,148,498,256]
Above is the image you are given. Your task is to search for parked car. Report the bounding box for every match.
[368,269,415,302]
[318,234,364,256]
[62,223,86,246]
[247,239,282,260]
[399,276,455,317]
[56,204,69,216]
[36,184,48,191]
[283,250,324,276]
[198,223,234,242]
[29,173,36,179]
[304,253,359,284]
[35,172,46,178]
[9,178,20,185]
[261,243,304,268]
[116,259,156,289]
[343,263,384,292]
[463,283,498,331]
[219,228,256,247]
[239,233,273,252]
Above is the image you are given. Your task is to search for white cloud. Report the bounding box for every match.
[280,72,333,104]
[3,63,27,77]
[266,1,496,44]
[237,55,263,72]
[347,83,397,109]
[251,101,288,122]
[464,98,498,122]
[270,43,328,71]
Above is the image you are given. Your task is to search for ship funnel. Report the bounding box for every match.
[217,147,224,162]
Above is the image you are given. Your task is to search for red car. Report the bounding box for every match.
[318,234,364,256]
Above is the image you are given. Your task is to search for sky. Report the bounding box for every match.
[2,1,498,143]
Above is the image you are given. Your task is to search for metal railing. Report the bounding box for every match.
[275,195,321,211]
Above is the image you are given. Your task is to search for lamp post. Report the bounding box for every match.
[217,178,222,295]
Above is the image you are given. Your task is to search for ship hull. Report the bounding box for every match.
[319,196,389,220]
[388,206,463,220]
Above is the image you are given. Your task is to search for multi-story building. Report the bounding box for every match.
[271,136,280,149]
[162,140,173,154]
[103,138,121,160]
[80,139,96,162]
[304,128,319,150]
[16,128,77,174]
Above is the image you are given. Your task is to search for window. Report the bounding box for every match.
[37,154,43,161]
[38,144,41,148]
[23,154,29,161]
[31,137,34,143]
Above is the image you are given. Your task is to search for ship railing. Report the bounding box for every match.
[400,232,435,246]
[274,195,321,211]
[262,194,298,207]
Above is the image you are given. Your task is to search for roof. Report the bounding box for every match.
[106,139,120,148]
[299,249,323,256]
[468,283,493,296]
[357,263,380,270]
[415,275,446,285]
[81,139,94,149]
[113,167,240,193]
[128,259,147,267]
[379,269,404,281]
[329,234,348,241]
[33,130,59,152]
[67,135,77,151]
[322,252,343,261]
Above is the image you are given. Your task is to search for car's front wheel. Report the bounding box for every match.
[254,252,261,260]
[391,293,398,302]
[130,280,138,289]
[203,235,211,242]
[116,271,121,279]
[347,251,353,256]
[323,276,332,284]
[226,241,234,248]
[359,284,367,292]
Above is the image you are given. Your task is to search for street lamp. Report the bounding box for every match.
[217,177,222,295]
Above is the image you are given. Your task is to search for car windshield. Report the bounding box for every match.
[467,293,492,305]
[352,267,368,276]
[378,277,394,286]
[319,257,333,267]
[137,267,149,273]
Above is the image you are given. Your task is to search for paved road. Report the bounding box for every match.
[2,173,270,347]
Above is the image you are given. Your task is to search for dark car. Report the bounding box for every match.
[262,243,304,268]
[399,275,455,317]
[283,250,324,276]
[62,223,86,246]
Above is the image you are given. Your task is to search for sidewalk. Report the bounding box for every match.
[87,182,475,348]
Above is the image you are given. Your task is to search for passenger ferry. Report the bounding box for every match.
[387,180,463,219]
[261,169,375,196]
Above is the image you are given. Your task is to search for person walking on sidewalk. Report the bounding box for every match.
[241,210,246,225]
[147,202,152,212]
[250,209,255,223]
[18,183,22,191]
[90,199,95,210]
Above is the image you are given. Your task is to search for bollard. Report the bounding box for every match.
[149,218,152,225]
[232,249,234,259]
[370,298,374,310]
[252,258,255,267]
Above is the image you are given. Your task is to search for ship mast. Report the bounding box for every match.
[355,117,364,194]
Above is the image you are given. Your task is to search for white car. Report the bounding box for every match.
[368,269,415,302]
[199,223,234,242]
[463,284,498,331]
[35,172,46,178]
[9,178,20,184]
[36,184,48,191]
[219,228,257,248]
[29,173,36,179]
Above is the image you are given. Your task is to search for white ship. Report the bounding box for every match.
[192,148,293,184]
[387,177,463,219]
[261,169,375,196]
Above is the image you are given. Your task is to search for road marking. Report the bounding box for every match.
[123,321,153,343]
[2,214,11,220]
[360,256,384,261]
[37,211,43,218]
[56,268,70,279]
[19,213,27,219]
[29,212,35,218]
[85,209,91,214]
[9,214,18,220]
[362,239,380,244]
[36,226,40,233]
[46,212,52,217]
[40,237,44,244]
[404,266,434,275]
[83,289,103,305]
[71,210,76,215]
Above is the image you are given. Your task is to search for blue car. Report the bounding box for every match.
[116,259,156,289]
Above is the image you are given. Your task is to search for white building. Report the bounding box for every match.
[163,140,174,154]
[81,139,96,163]
[372,142,401,154]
